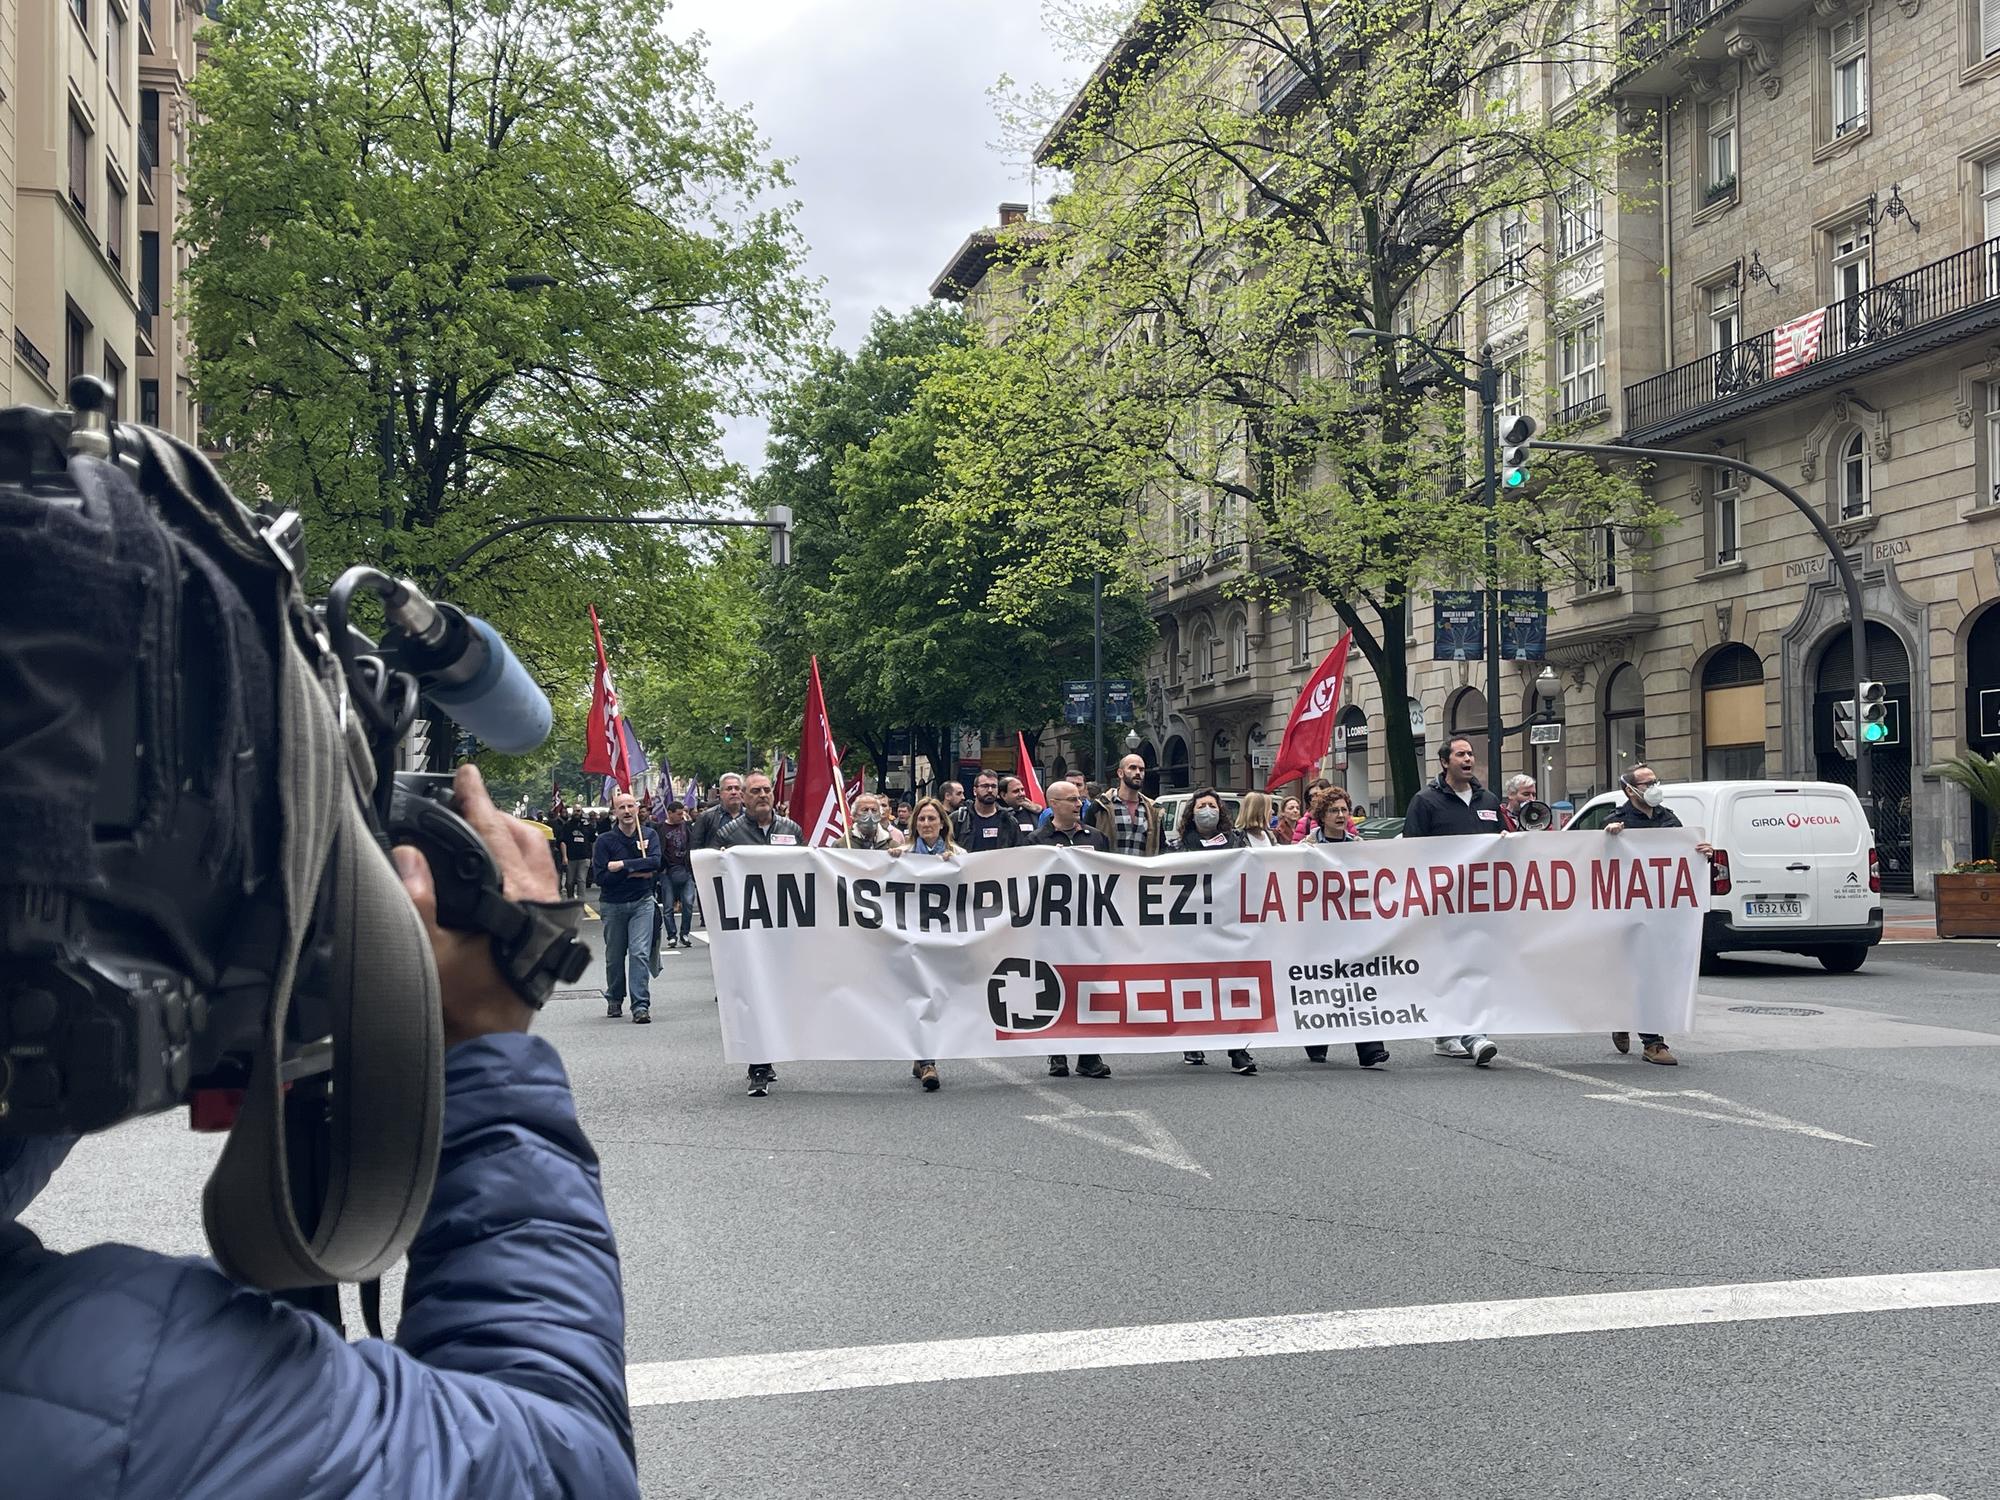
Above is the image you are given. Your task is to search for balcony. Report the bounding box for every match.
[1625,235,2000,440]
[1552,390,1610,429]
[137,285,159,350]
[138,126,158,203]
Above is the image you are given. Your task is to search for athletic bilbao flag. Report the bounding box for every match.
[582,605,633,791]
[790,657,850,846]
[1014,732,1044,808]
[1266,630,1353,791]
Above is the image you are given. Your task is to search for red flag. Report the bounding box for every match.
[582,605,632,791]
[1266,631,1353,791]
[772,751,791,811]
[791,657,850,846]
[1014,732,1044,808]
[1770,309,1826,378]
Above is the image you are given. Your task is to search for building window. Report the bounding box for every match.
[1981,156,2000,275]
[140,378,159,428]
[1291,595,1312,663]
[1499,353,1528,409]
[1602,663,1646,785]
[1192,621,1216,682]
[1228,612,1251,676]
[1700,645,1767,779]
[68,111,90,220]
[1981,0,2000,60]
[1209,729,1233,789]
[1175,497,1201,565]
[1706,276,1740,353]
[102,349,125,419]
[1838,429,1871,519]
[1827,15,1869,140]
[65,304,92,395]
[1986,382,2000,508]
[1495,208,1529,291]
[1586,523,1618,591]
[1558,315,1604,417]
[1710,466,1742,565]
[1830,219,1872,303]
[107,4,123,97]
[1702,90,1737,202]
[106,172,125,274]
[1553,0,1599,105]
[1556,185,1602,259]
[71,0,87,28]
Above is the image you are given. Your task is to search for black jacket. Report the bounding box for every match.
[1401,774,1507,838]
[1032,821,1110,851]
[690,802,741,852]
[1171,827,1246,853]
[1609,798,1684,830]
[954,805,1020,853]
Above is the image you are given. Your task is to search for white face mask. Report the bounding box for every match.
[1634,783,1665,808]
[856,813,879,832]
[1193,807,1220,833]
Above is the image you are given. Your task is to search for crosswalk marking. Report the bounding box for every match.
[624,1266,2000,1407]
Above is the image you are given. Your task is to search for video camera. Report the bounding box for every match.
[0,381,586,1299]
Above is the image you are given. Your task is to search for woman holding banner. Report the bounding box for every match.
[1169,790,1258,1077]
[1301,787,1390,1071]
[891,796,959,1092]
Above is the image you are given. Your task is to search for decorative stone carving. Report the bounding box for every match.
[1831,516,1878,549]
[1554,243,1606,304]
[1809,0,1848,16]
[1615,96,1656,132]
[1716,602,1733,642]
[1725,24,1783,97]
[1894,0,1919,14]
[1675,61,1728,103]
[1800,391,1889,481]
[1488,287,1528,338]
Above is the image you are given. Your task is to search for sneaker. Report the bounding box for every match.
[1047,1056,1071,1078]
[1356,1045,1389,1070]
[1470,1036,1499,1068]
[1228,1050,1258,1075]
[1611,1031,1631,1054]
[631,1007,651,1025]
[914,1062,941,1092]
[1432,1038,1470,1058]
[605,999,623,1019]
[1075,1056,1112,1079]
[745,1064,774,1098]
[1643,1041,1678,1066]
[1303,1046,1329,1062]
[1182,1050,1208,1066]
[746,1075,769,1098]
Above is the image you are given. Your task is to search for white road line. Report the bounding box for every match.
[625,1266,2000,1407]
[1502,1057,1872,1147]
[973,1058,1210,1178]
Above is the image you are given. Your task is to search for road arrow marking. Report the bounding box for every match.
[1503,1057,1872,1148]
[974,1058,1211,1177]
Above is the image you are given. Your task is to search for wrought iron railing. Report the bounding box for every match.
[14,328,51,383]
[1625,234,2000,431]
[138,125,157,189]
[1552,391,1610,428]
[138,285,158,343]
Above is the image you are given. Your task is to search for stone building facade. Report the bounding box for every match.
[933,0,2000,893]
[3,0,203,439]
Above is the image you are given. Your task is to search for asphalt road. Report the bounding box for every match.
[22,927,2000,1499]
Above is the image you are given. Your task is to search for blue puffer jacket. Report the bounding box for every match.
[0,1034,637,1500]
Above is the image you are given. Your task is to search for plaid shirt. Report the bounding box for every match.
[1109,793,1150,855]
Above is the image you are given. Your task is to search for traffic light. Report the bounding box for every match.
[1857,680,1889,746]
[1499,413,1537,489]
[722,723,735,744]
[1832,698,1858,761]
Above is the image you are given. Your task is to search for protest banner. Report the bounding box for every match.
[691,835,1704,1064]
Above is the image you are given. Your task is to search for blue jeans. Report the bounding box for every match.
[601,897,654,1011]
[663,871,697,941]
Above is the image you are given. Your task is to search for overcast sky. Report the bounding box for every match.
[661,0,1078,470]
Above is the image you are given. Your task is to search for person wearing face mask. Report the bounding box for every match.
[842,792,903,854]
[1301,786,1390,1071]
[1168,789,1258,1076]
[953,771,1020,852]
[1090,752,1163,857]
[1602,765,1712,1066]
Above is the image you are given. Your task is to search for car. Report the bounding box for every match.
[1566,779,1882,972]
[1155,790,1246,848]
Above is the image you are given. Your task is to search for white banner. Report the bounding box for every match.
[691,834,1704,1063]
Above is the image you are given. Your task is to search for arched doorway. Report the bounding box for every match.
[1161,735,1191,792]
[1602,664,1646,787]
[1814,620,1912,891]
[1963,605,2000,859]
[1701,645,1767,779]
[1136,739,1161,799]
[1448,688,1489,782]
[1336,706,1371,813]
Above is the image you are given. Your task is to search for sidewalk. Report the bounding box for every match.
[1881,894,1938,942]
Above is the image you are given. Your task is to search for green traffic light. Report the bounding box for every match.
[1863,722,1888,743]
[1504,469,1528,487]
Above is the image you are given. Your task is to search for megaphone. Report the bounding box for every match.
[1514,799,1554,831]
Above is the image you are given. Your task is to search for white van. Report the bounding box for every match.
[1566,780,1882,971]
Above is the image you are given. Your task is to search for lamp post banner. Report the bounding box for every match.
[691,836,1703,1063]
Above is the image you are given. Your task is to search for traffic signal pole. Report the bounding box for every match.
[1477,345,1504,781]
[1538,438,1872,813]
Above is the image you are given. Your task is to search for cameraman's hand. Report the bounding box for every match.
[394,764,557,1049]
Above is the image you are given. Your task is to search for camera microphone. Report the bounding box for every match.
[379,582,553,756]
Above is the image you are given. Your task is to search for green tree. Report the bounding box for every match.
[184,0,815,695]
[958,0,1666,806]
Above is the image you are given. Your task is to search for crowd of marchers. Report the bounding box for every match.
[539,741,1708,1099]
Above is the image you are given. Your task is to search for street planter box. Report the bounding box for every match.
[1936,872,2000,938]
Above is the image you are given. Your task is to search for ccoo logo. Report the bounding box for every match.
[987,958,1064,1032]
[1303,676,1338,719]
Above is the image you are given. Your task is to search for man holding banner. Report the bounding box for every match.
[1401,735,1508,1067]
[1032,780,1113,1080]
[719,772,803,1096]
